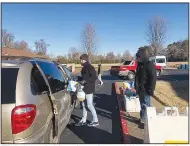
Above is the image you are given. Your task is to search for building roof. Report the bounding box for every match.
[2,47,46,58]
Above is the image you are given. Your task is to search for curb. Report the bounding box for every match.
[114,82,129,144]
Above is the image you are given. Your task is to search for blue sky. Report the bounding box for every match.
[2,3,188,56]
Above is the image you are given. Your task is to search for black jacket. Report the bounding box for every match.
[135,49,156,96]
[81,62,97,94]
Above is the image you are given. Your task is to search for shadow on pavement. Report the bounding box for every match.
[66,115,114,144]
[93,94,114,113]
[94,85,123,141]
[62,83,122,144]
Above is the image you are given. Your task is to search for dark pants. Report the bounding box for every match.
[139,93,151,121]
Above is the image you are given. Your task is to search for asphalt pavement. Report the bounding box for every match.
[158,69,189,81]
[60,68,189,144]
[60,71,122,144]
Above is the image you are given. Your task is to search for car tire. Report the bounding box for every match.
[156,70,161,77]
[128,71,135,80]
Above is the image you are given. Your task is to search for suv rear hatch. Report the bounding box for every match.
[2,67,18,143]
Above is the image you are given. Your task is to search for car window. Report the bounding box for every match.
[123,61,131,65]
[62,66,72,80]
[2,68,19,104]
[31,65,49,95]
[156,58,165,63]
[130,60,135,65]
[150,59,155,63]
[35,61,66,94]
[59,67,68,81]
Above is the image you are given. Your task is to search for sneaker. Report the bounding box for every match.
[98,82,103,86]
[74,120,87,126]
[87,121,99,127]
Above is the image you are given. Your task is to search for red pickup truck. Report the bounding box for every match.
[110,60,163,80]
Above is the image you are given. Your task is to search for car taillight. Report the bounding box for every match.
[120,66,127,71]
[11,104,36,134]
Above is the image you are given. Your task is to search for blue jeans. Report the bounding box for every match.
[82,94,98,122]
[139,94,151,121]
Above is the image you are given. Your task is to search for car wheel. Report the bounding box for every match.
[156,70,161,76]
[128,71,135,80]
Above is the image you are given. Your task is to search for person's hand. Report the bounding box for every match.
[147,90,153,96]
[78,80,86,85]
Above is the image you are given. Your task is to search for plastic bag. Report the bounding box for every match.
[67,81,78,92]
[125,88,136,97]
[124,95,141,112]
[77,88,85,101]
[123,82,131,90]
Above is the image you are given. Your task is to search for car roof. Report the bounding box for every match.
[2,60,24,67]
[150,56,166,59]
[2,58,53,67]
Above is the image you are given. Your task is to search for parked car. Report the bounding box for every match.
[149,56,167,68]
[110,59,163,80]
[2,59,75,143]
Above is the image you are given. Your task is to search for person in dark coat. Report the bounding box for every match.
[98,64,103,85]
[135,48,156,123]
[77,54,99,127]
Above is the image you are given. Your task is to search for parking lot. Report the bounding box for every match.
[60,71,122,143]
[158,69,189,81]
[60,68,189,144]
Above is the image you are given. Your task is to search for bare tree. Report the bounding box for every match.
[13,40,29,50]
[34,39,50,55]
[146,16,167,55]
[57,55,67,64]
[2,29,15,48]
[123,50,132,60]
[69,47,80,59]
[81,24,98,61]
[106,52,116,63]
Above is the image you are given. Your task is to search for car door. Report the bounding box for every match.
[34,60,71,135]
[58,65,74,109]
